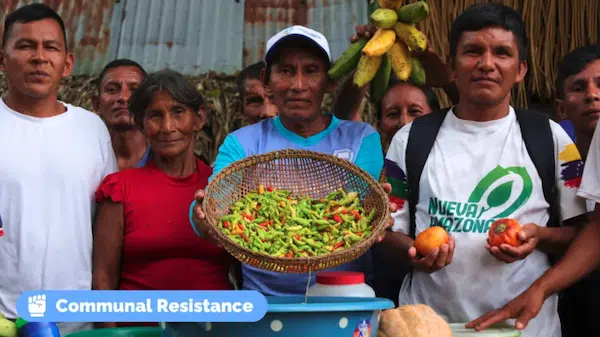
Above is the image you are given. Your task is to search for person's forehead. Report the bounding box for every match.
[148,90,177,106]
[568,59,600,82]
[7,18,65,44]
[243,79,264,93]
[101,66,144,85]
[459,27,518,47]
[383,83,427,106]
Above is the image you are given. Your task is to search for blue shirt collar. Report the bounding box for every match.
[272,114,340,147]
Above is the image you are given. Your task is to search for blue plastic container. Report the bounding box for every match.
[19,322,61,337]
[159,296,394,337]
[63,327,161,337]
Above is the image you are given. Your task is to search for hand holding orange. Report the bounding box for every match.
[414,226,450,256]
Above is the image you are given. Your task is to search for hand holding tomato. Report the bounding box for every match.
[409,227,455,273]
[487,219,539,263]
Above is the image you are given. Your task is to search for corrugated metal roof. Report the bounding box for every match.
[112,0,245,75]
[308,0,369,61]
[0,0,117,75]
[243,0,369,67]
[1,0,368,75]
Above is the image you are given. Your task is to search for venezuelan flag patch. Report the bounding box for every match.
[559,144,584,188]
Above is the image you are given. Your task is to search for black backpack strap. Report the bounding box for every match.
[515,109,560,228]
[405,108,451,238]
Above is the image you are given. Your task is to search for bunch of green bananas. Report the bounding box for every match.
[328,1,430,102]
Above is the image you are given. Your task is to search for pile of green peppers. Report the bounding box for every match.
[217,185,376,258]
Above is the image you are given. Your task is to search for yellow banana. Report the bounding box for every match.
[394,22,427,52]
[387,42,411,81]
[354,55,383,88]
[362,29,396,57]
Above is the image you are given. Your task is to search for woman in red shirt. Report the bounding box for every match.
[92,69,235,328]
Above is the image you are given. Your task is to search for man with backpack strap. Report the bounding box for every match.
[381,4,588,337]
[468,44,600,335]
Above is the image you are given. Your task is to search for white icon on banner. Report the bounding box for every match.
[28,294,46,317]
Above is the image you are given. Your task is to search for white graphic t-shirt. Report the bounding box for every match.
[385,106,587,337]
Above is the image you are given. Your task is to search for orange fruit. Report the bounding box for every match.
[414,226,450,256]
[488,218,522,247]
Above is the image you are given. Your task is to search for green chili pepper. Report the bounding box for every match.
[220,214,240,222]
[313,219,329,226]
[292,218,311,226]
[253,217,266,224]
[305,238,323,249]
[314,224,329,231]
[325,191,341,201]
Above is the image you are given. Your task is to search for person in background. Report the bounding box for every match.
[190,25,396,296]
[370,78,441,306]
[237,61,278,124]
[469,44,600,336]
[375,79,441,148]
[555,44,600,337]
[93,59,150,170]
[555,45,600,169]
[383,4,587,337]
[0,4,117,335]
[92,69,235,328]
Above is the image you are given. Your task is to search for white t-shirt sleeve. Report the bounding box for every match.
[578,121,600,205]
[550,121,587,221]
[99,124,118,178]
[384,124,412,234]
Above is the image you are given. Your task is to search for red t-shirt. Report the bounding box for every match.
[95,157,233,326]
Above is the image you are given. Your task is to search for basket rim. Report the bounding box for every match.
[201,149,391,272]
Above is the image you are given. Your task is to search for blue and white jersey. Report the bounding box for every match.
[190,114,384,296]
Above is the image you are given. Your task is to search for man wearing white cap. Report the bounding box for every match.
[189,25,386,295]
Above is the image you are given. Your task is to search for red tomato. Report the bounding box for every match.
[488,218,522,247]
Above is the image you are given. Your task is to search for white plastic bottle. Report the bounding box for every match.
[307,271,376,297]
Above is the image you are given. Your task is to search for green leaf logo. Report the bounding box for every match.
[468,166,532,219]
[485,180,513,211]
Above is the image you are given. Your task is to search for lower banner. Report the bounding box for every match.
[17,290,267,322]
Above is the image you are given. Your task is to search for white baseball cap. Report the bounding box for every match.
[265,25,332,65]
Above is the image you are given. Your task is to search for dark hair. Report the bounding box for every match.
[3,3,67,50]
[264,38,331,82]
[376,78,441,120]
[556,44,600,99]
[237,61,265,99]
[128,69,205,129]
[97,59,147,93]
[450,3,528,62]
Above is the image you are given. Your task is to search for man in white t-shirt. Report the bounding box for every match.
[468,44,600,335]
[382,4,588,337]
[0,4,117,335]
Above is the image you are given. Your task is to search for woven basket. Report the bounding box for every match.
[202,149,390,273]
